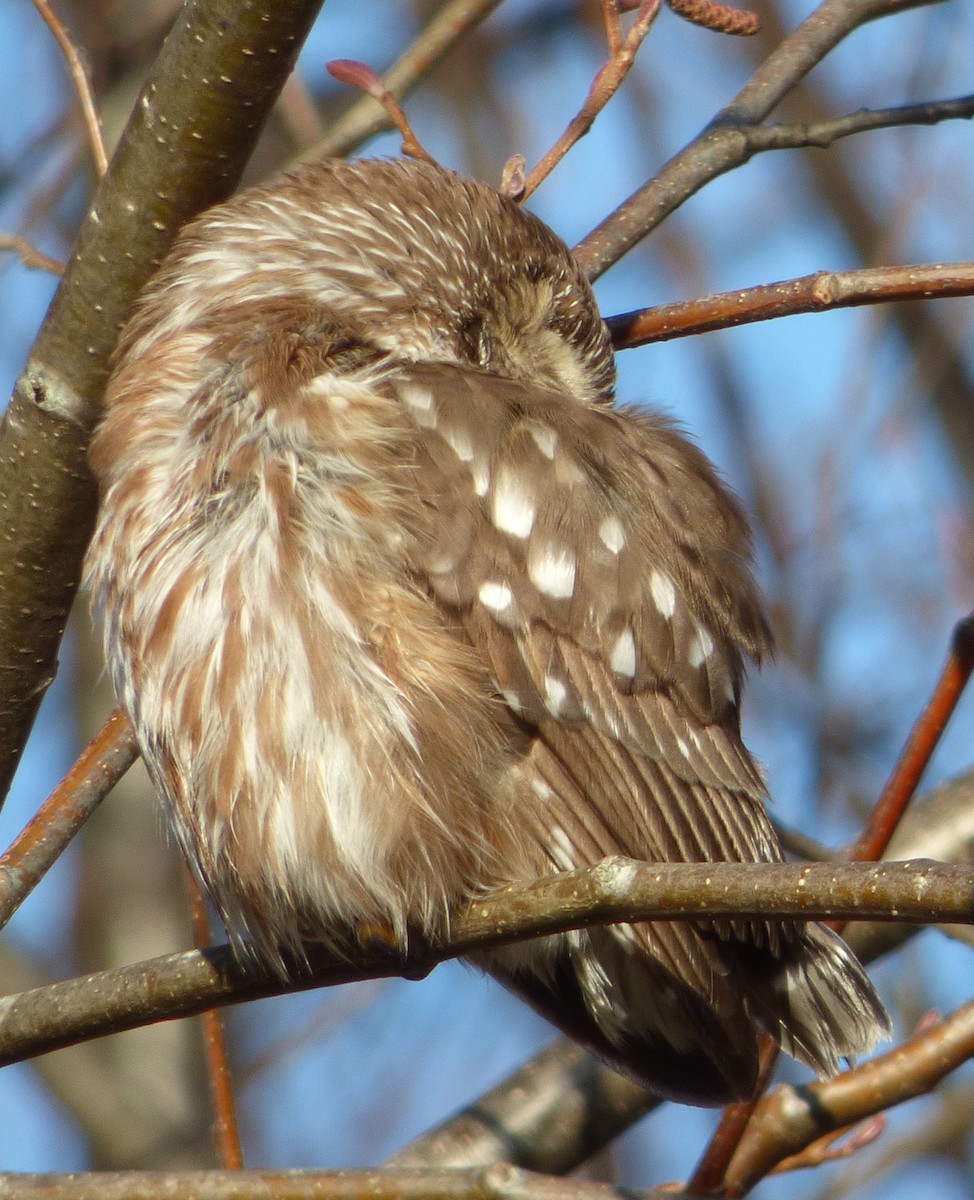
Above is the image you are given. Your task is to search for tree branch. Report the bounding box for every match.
[574,0,943,280]
[309,0,505,160]
[742,91,974,151]
[0,709,138,931]
[0,1164,675,1200]
[1,859,970,1067]
[606,262,974,346]
[724,1000,974,1192]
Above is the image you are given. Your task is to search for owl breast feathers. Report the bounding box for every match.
[84,156,889,1105]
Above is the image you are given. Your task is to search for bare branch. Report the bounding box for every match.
[0,235,64,276]
[574,0,944,280]
[0,709,137,930]
[850,610,974,863]
[1,859,969,1067]
[326,61,438,163]
[745,92,974,151]
[521,0,661,200]
[30,0,108,177]
[0,1163,676,1200]
[389,1040,657,1171]
[724,1001,974,1192]
[309,0,505,160]
[185,871,244,1170]
[605,262,974,346]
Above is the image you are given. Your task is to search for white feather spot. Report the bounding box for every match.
[529,544,576,599]
[550,826,576,870]
[399,383,437,428]
[502,689,524,714]
[544,674,569,716]
[689,625,714,668]
[598,515,626,554]
[442,424,474,462]
[306,376,348,410]
[610,628,637,677]
[531,778,554,802]
[528,423,558,459]
[650,570,677,618]
[491,468,535,538]
[479,580,513,613]
[472,461,490,497]
[675,736,691,759]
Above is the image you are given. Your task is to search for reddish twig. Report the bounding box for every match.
[311,0,504,160]
[605,262,974,348]
[850,611,974,864]
[520,0,661,200]
[326,60,437,164]
[770,1113,885,1175]
[30,0,108,177]
[0,709,138,931]
[685,1038,779,1194]
[185,870,244,1170]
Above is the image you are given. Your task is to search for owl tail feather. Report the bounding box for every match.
[483,919,890,1108]
[744,922,892,1076]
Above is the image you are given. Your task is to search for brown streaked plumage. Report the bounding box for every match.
[84,157,889,1105]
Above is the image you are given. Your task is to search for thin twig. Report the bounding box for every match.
[185,871,244,1170]
[309,0,505,160]
[686,1039,779,1194]
[0,709,138,931]
[0,235,65,276]
[30,0,108,177]
[605,262,974,348]
[521,0,661,199]
[850,611,974,864]
[745,92,974,150]
[326,61,437,163]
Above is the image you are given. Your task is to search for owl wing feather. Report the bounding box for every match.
[389,360,888,1102]
[393,359,775,854]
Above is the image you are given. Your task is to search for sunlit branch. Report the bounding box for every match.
[1,859,971,1067]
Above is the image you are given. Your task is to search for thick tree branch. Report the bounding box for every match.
[388,1040,656,1171]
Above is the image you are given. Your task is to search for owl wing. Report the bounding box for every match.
[390,361,887,1102]
[392,359,777,868]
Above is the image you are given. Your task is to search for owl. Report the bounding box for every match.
[84,157,889,1105]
